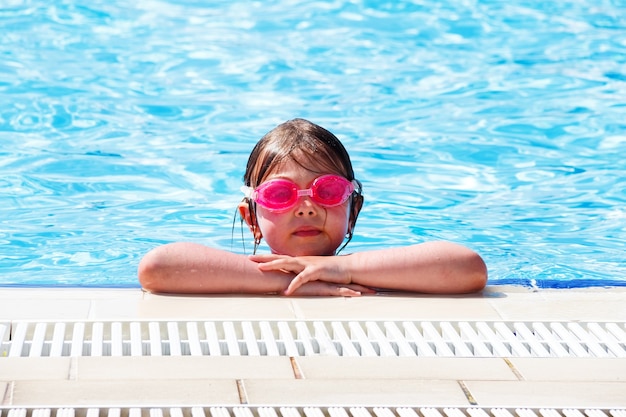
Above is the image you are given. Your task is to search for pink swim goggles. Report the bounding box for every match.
[242,174,356,212]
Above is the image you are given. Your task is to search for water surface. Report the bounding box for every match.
[1,0,625,288]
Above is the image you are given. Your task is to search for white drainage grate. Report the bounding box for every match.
[0,320,624,358]
[0,407,624,417]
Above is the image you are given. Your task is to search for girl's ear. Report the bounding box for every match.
[238,201,253,226]
[238,200,262,240]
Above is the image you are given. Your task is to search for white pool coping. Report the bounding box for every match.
[1,285,625,410]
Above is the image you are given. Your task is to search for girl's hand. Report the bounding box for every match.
[249,254,374,296]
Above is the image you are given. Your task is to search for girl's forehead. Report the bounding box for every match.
[264,159,341,181]
[267,159,318,177]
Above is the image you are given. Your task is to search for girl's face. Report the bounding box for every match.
[242,159,352,256]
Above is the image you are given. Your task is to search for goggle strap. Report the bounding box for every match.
[240,185,254,199]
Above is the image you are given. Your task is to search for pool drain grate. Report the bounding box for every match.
[0,406,624,417]
[1,320,624,358]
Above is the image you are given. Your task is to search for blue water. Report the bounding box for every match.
[1,1,625,289]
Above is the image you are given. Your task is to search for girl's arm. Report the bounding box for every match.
[253,241,488,294]
[137,242,370,295]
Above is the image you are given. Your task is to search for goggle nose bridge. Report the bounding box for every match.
[296,188,314,198]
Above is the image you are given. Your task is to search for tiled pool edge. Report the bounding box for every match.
[1,285,626,322]
[1,286,625,408]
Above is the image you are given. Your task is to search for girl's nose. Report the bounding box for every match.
[295,197,318,217]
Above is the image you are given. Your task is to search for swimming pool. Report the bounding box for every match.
[1,1,624,289]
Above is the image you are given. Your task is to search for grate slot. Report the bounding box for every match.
[328,408,350,417]
[443,408,468,417]
[50,323,66,357]
[562,410,586,417]
[397,409,420,417]
[111,322,123,357]
[9,322,28,357]
[550,323,589,357]
[223,321,241,356]
[149,322,162,356]
[514,323,550,357]
[492,409,515,417]
[349,321,378,357]
[420,409,445,417]
[567,322,610,358]
[91,322,104,357]
[314,321,339,356]
[232,408,253,417]
[242,321,261,356]
[458,322,492,357]
[440,322,473,356]
[302,408,324,417]
[383,322,415,357]
[421,321,455,356]
[167,322,181,356]
[466,409,491,417]
[295,322,316,356]
[259,321,280,356]
[350,408,374,417]
[186,322,203,356]
[402,321,436,357]
[277,321,300,357]
[130,322,143,356]
[366,322,397,356]
[531,322,569,357]
[586,322,626,357]
[331,322,360,357]
[494,322,532,357]
[29,323,47,357]
[205,322,222,356]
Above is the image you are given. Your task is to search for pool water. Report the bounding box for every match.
[1,1,625,288]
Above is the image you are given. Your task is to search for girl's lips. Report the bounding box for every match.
[293,227,321,237]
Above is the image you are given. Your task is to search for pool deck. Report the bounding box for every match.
[1,286,625,411]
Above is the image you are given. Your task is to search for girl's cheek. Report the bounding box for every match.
[257,210,282,225]
[255,211,283,235]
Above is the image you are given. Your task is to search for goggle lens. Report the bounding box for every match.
[252,175,355,212]
[258,181,298,209]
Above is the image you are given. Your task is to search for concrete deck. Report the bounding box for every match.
[1,286,625,410]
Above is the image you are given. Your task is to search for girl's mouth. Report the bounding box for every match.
[293,227,321,237]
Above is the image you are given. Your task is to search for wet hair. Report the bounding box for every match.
[241,118,363,254]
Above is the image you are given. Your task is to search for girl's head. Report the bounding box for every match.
[239,118,363,255]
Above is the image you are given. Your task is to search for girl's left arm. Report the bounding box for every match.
[252,241,487,295]
[344,241,488,294]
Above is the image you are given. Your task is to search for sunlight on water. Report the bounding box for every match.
[0,0,625,288]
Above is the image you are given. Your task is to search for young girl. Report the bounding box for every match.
[138,118,487,296]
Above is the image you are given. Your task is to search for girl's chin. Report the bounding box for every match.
[275,246,336,257]
[268,236,340,256]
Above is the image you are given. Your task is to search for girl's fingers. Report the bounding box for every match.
[250,254,363,296]
[284,273,309,295]
[248,254,285,263]
[257,258,305,274]
[286,282,363,297]
[350,284,377,294]
[255,258,291,269]
[336,287,362,297]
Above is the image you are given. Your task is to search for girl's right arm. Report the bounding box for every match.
[138,242,368,296]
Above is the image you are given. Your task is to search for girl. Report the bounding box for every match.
[138,119,487,295]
